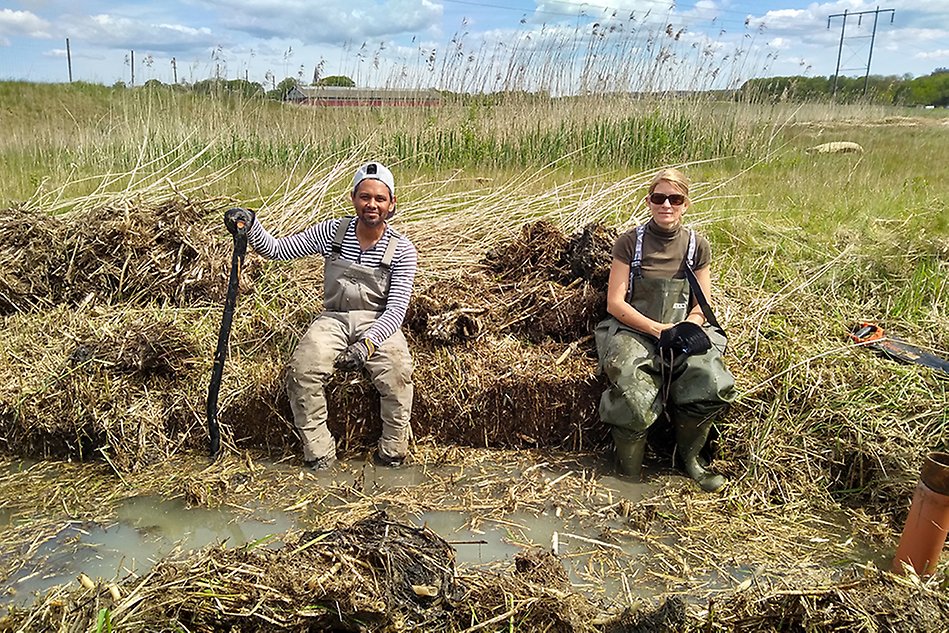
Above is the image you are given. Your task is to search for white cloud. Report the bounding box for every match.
[745,8,811,32]
[0,8,52,39]
[890,0,949,14]
[915,48,949,60]
[196,0,442,44]
[158,23,214,37]
[64,13,214,52]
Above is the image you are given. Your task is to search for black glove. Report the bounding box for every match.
[658,321,711,366]
[224,207,254,236]
[334,339,376,372]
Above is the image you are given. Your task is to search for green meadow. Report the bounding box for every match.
[0,80,948,630]
[2,79,946,505]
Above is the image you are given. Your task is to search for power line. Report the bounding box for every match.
[828,6,895,97]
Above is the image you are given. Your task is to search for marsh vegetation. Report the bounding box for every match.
[0,78,947,631]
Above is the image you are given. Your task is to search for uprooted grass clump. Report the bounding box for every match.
[708,569,949,633]
[0,307,209,468]
[0,199,262,314]
[409,219,612,344]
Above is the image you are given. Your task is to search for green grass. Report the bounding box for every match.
[0,81,946,509]
[0,83,782,205]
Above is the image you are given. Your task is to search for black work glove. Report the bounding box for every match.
[334,339,376,372]
[658,321,712,368]
[224,207,255,236]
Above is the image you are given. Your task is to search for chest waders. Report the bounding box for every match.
[286,218,414,464]
[594,225,735,491]
[323,217,400,312]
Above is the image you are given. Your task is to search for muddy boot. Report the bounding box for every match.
[675,415,725,493]
[613,428,647,480]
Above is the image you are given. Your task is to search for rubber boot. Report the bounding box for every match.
[612,428,647,480]
[675,414,725,493]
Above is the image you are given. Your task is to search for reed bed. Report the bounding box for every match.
[0,82,788,205]
[0,89,947,629]
[0,140,945,505]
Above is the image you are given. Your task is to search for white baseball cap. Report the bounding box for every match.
[352,162,395,199]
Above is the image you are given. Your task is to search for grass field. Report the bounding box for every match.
[1,84,947,490]
[2,81,945,330]
[0,80,947,631]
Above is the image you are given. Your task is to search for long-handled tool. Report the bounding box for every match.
[850,322,949,374]
[207,209,250,458]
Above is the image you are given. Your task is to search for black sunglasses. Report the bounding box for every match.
[649,192,686,206]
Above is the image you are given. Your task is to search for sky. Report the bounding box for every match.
[0,0,946,92]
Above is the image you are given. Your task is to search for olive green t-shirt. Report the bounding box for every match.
[612,220,711,278]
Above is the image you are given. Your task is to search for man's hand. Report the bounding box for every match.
[334,339,376,372]
[224,207,255,236]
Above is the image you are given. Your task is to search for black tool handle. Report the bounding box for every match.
[207,230,247,458]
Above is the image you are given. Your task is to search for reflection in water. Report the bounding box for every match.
[0,454,883,610]
[3,496,290,607]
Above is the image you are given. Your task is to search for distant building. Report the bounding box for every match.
[286,86,441,107]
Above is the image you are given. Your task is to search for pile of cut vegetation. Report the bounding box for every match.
[0,193,618,470]
[1,161,945,520]
[4,509,945,633]
[0,199,259,312]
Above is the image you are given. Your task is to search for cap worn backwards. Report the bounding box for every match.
[353,162,395,199]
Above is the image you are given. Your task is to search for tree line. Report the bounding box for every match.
[136,75,355,101]
[131,69,949,107]
[738,69,949,107]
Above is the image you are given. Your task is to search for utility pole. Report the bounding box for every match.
[828,6,895,99]
[171,57,178,84]
[130,50,135,85]
[65,38,72,82]
[830,10,847,98]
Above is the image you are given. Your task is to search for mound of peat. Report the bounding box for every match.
[0,206,616,469]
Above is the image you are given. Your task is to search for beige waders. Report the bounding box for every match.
[595,274,734,490]
[286,218,414,463]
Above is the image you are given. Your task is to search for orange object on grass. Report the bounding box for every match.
[849,322,885,344]
[892,452,949,576]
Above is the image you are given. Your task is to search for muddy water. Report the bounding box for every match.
[3,496,291,606]
[0,453,886,609]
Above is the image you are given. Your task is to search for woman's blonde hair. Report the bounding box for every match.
[648,168,690,196]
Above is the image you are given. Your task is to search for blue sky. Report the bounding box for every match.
[1,0,946,91]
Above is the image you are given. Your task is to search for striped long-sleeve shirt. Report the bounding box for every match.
[248,217,418,346]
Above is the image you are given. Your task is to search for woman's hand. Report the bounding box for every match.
[684,312,705,327]
[651,322,676,336]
